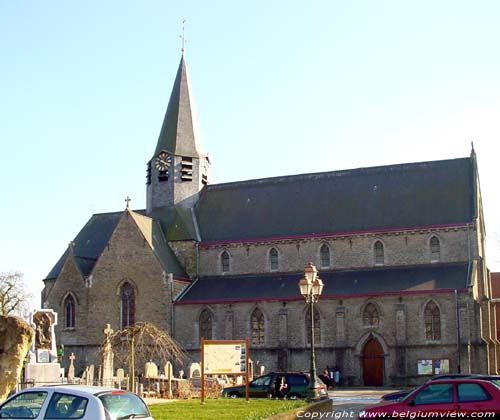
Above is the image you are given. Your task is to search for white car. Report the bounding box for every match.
[0,385,155,419]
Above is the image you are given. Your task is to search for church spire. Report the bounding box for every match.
[154,54,204,158]
[147,54,210,212]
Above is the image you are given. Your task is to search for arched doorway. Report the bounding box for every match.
[362,338,384,386]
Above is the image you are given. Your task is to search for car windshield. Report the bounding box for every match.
[99,392,150,419]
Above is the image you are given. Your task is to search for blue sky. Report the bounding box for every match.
[1,1,499,308]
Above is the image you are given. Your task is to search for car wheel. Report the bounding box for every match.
[228,392,241,398]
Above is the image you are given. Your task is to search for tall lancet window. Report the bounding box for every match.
[221,251,230,273]
[430,236,441,262]
[269,248,279,271]
[199,309,212,341]
[374,241,384,265]
[64,294,75,329]
[121,282,135,329]
[424,301,441,340]
[251,308,265,345]
[320,244,330,268]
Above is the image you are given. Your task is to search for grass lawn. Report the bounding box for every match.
[149,398,308,420]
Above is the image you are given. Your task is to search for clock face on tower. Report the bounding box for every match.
[155,151,172,171]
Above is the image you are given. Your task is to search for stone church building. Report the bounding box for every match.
[42,54,499,386]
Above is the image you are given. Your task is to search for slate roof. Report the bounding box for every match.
[195,157,475,243]
[177,263,472,304]
[45,212,122,279]
[154,54,204,158]
[45,210,188,281]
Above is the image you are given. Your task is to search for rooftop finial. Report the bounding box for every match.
[180,18,187,54]
[471,141,475,154]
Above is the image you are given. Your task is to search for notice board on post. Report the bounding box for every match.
[201,339,249,402]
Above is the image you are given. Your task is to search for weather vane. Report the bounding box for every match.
[180,18,187,54]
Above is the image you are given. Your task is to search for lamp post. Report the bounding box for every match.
[298,263,324,400]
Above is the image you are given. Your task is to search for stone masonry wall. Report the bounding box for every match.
[198,227,476,276]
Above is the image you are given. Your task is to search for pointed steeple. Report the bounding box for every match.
[146,54,210,212]
[154,54,204,158]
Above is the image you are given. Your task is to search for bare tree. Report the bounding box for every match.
[0,271,32,317]
[100,322,187,391]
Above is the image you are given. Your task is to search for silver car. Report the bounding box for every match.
[0,385,154,419]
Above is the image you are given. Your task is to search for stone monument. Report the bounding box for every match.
[101,324,114,387]
[0,315,34,401]
[25,309,62,385]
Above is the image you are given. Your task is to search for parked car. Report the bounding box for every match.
[0,385,154,419]
[379,373,483,402]
[361,378,500,418]
[221,372,327,399]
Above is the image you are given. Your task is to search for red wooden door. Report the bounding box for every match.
[363,338,384,386]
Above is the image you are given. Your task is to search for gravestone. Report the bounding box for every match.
[164,362,173,398]
[25,309,61,385]
[189,362,201,378]
[145,361,158,378]
[67,353,76,383]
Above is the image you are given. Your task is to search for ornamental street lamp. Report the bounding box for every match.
[298,263,324,400]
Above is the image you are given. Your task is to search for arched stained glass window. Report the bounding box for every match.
[374,241,384,265]
[430,236,440,261]
[424,301,441,340]
[121,282,135,329]
[269,248,279,271]
[251,308,265,345]
[64,294,75,329]
[221,251,230,273]
[320,244,330,268]
[200,309,213,341]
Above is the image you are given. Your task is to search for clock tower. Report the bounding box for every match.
[146,54,210,212]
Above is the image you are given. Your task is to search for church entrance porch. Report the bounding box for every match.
[362,338,384,386]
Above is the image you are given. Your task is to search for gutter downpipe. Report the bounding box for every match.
[455,289,461,373]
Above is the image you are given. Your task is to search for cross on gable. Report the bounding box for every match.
[104,324,114,339]
[125,196,131,209]
[69,352,76,362]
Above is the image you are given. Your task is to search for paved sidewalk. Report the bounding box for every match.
[329,387,406,400]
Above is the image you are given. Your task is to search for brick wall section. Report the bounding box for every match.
[198,228,476,276]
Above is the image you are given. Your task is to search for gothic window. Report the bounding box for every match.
[221,251,230,273]
[424,301,441,340]
[430,236,441,262]
[269,248,279,271]
[251,308,265,345]
[306,306,321,345]
[363,303,379,327]
[374,241,384,265]
[199,309,212,341]
[320,244,330,268]
[64,294,75,329]
[120,282,135,329]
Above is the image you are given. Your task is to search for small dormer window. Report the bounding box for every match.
[158,170,169,182]
[181,157,193,182]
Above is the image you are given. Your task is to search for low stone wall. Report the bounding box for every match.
[265,398,333,420]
